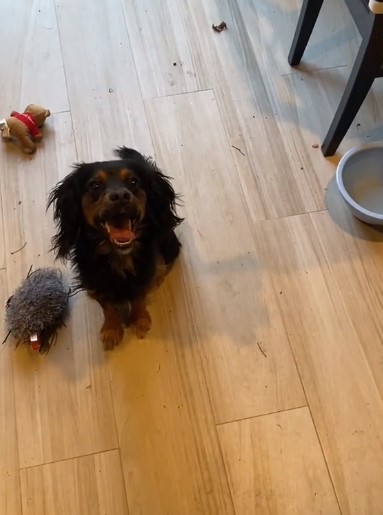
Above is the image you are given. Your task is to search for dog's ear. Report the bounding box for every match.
[47,164,89,259]
[114,146,145,161]
[142,157,183,233]
[115,147,183,233]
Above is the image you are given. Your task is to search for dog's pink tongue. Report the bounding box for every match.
[108,226,135,243]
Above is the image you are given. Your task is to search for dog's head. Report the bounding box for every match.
[48,147,183,259]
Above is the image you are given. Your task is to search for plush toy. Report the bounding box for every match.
[0,104,51,154]
[4,267,70,353]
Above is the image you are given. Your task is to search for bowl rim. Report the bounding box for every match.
[336,143,383,221]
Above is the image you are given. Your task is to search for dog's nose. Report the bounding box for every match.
[107,189,131,203]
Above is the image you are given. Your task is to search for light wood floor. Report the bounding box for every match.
[1,0,383,513]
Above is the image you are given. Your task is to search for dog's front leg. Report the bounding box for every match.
[100,303,124,349]
[89,292,124,349]
[130,295,151,339]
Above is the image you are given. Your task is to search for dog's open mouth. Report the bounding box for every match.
[100,216,137,249]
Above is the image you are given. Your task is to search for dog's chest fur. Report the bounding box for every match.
[74,234,158,303]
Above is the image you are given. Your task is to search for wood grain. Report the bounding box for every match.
[0,0,68,114]
[121,0,211,98]
[109,268,234,514]
[55,0,152,161]
[232,0,359,75]
[1,0,383,512]
[0,271,21,515]
[19,0,69,112]
[218,407,340,514]
[255,212,383,514]
[311,199,383,402]
[1,113,118,468]
[145,90,305,423]
[179,0,333,219]
[20,450,129,515]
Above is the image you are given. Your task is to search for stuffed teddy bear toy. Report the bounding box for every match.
[0,104,51,154]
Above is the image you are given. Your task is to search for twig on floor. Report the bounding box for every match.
[10,241,27,255]
[257,341,267,358]
[231,145,245,157]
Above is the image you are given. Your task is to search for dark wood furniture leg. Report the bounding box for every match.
[322,21,383,156]
[288,0,325,65]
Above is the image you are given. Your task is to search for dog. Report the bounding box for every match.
[48,147,183,349]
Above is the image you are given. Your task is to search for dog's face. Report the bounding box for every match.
[81,164,147,251]
[48,147,182,260]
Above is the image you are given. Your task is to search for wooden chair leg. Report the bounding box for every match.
[288,0,324,66]
[322,31,383,156]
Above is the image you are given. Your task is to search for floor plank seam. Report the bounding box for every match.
[178,268,237,514]
[283,329,344,514]
[19,447,120,471]
[215,404,308,427]
[150,87,214,100]
[53,0,79,160]
[280,63,348,77]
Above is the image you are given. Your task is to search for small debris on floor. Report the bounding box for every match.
[231,144,245,156]
[257,341,267,358]
[10,241,27,255]
[212,21,227,32]
[312,143,319,149]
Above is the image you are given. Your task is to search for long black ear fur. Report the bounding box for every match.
[114,147,183,233]
[47,164,88,259]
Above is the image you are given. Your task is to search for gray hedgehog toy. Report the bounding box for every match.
[4,267,70,353]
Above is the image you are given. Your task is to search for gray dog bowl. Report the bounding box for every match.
[336,144,383,224]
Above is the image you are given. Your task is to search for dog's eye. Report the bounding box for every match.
[129,177,138,187]
[89,181,102,191]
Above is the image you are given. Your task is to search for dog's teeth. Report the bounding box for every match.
[112,239,130,248]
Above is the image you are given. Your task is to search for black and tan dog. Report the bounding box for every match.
[48,147,183,349]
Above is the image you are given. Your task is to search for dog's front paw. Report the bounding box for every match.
[100,323,124,350]
[131,313,152,339]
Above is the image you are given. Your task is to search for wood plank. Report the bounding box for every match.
[145,90,305,423]
[20,450,129,515]
[0,270,21,515]
[0,113,118,468]
[178,0,329,220]
[255,212,383,514]
[55,0,152,161]
[19,0,69,112]
[121,0,211,98]
[311,199,383,413]
[174,0,383,222]
[0,0,68,114]
[109,268,234,514]
[218,407,340,515]
[232,0,360,75]
[263,63,383,169]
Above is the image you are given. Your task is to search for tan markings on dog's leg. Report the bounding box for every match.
[130,296,151,339]
[99,302,124,350]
